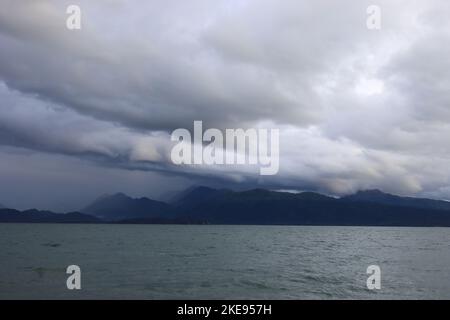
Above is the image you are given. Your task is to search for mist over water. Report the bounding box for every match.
[1,224,449,299]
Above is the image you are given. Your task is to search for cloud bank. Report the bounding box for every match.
[1,0,450,210]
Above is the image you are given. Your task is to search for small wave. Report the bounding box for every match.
[239,279,272,290]
[41,242,61,248]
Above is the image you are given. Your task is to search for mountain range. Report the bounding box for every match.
[0,208,100,223]
[2,187,450,226]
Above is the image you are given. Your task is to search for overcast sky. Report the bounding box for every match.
[1,0,450,211]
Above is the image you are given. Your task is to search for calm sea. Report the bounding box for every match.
[0,224,449,299]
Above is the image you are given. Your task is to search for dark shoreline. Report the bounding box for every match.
[1,221,450,228]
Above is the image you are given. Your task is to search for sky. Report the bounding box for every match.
[1,0,450,211]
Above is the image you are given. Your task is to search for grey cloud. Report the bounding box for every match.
[1,0,450,209]
[0,0,381,131]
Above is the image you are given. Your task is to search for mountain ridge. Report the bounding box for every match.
[0,208,100,223]
[2,187,450,226]
[82,192,175,221]
[342,189,450,211]
[170,187,450,226]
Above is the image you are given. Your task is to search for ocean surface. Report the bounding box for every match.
[0,224,450,299]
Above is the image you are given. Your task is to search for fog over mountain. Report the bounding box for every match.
[1,0,450,211]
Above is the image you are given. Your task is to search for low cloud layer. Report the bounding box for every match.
[1,0,450,210]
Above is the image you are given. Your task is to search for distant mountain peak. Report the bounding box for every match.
[342,189,450,212]
[172,185,231,208]
[109,192,130,199]
[242,188,271,194]
[191,186,218,192]
[355,189,386,195]
[82,192,174,221]
[345,189,396,200]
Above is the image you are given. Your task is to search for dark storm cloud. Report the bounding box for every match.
[1,0,450,210]
[0,0,377,131]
